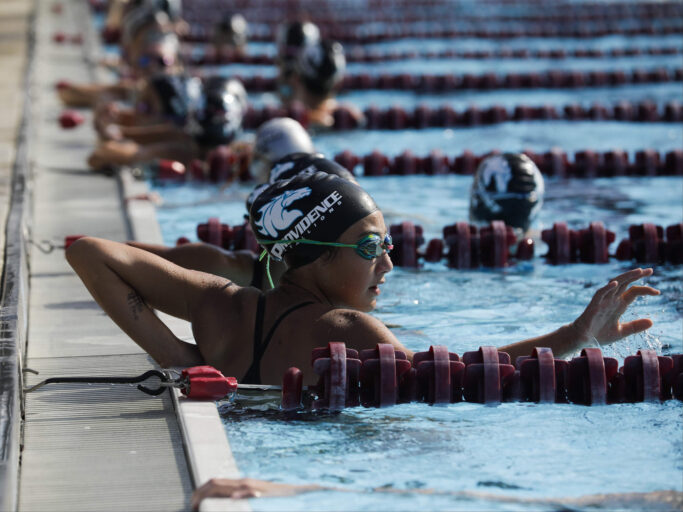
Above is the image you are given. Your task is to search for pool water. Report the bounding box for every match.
[153,172,683,508]
[146,6,683,509]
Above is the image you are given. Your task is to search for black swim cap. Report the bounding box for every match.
[269,153,356,183]
[127,0,182,20]
[147,74,199,126]
[192,77,247,147]
[250,171,377,266]
[296,39,346,96]
[215,13,248,47]
[469,153,545,232]
[245,154,356,214]
[276,21,321,61]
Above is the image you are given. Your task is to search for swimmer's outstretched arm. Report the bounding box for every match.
[57,82,133,108]
[126,241,258,286]
[87,138,199,169]
[499,268,660,361]
[66,237,232,367]
[191,477,682,511]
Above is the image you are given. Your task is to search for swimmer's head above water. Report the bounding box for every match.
[245,154,357,218]
[190,77,247,148]
[294,39,346,98]
[250,171,382,271]
[469,152,545,233]
[250,118,315,182]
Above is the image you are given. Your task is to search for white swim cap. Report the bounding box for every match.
[251,117,315,182]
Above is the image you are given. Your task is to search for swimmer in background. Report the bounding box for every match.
[87,76,247,170]
[191,478,681,511]
[212,13,248,60]
[67,171,659,387]
[128,155,357,290]
[468,152,545,243]
[94,73,202,144]
[276,21,363,128]
[59,4,182,108]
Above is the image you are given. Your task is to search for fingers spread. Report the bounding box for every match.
[622,285,661,305]
[619,318,654,338]
[595,280,618,303]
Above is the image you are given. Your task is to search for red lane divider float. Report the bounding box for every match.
[276,344,683,410]
[180,365,238,399]
[193,217,260,253]
[616,223,683,264]
[233,68,682,93]
[58,110,85,129]
[182,45,683,66]
[142,148,683,184]
[237,101,683,132]
[332,149,683,177]
[183,218,683,268]
[359,344,413,407]
[180,23,682,44]
[311,342,361,411]
[179,1,683,25]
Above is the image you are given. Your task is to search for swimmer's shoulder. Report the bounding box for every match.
[310,307,396,350]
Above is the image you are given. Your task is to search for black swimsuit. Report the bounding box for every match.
[241,294,314,384]
[249,257,264,289]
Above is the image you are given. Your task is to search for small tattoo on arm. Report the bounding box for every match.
[126,291,145,320]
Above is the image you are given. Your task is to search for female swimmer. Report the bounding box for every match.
[66,171,659,384]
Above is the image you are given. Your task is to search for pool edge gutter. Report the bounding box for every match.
[119,169,249,512]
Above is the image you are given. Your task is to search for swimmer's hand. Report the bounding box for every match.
[571,268,660,346]
[87,140,140,170]
[191,478,324,509]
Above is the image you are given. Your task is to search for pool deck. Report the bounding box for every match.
[0,0,245,510]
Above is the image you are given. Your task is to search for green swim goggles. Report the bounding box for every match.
[257,233,394,287]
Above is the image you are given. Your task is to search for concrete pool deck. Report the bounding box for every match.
[0,0,245,510]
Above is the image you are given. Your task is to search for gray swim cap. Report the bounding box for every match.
[250,118,315,182]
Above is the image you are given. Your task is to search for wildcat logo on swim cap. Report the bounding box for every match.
[269,160,296,182]
[254,187,312,238]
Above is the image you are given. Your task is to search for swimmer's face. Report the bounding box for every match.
[315,210,393,312]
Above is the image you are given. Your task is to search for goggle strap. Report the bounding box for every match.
[258,249,275,289]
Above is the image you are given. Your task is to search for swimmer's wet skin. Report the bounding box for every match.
[66,169,660,386]
[191,477,683,510]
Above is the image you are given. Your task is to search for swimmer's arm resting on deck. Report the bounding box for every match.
[126,241,258,287]
[499,268,660,361]
[66,237,235,367]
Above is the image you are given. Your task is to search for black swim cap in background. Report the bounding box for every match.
[191,77,247,147]
[469,153,545,232]
[250,171,378,266]
[147,74,199,126]
[127,0,182,20]
[214,13,248,47]
[245,154,356,214]
[296,39,346,96]
[276,21,321,62]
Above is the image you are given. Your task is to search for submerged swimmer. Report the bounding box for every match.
[68,171,659,385]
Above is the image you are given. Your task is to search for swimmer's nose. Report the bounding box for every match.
[378,249,393,274]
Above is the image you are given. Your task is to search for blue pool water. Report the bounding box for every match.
[146,7,683,509]
[153,173,683,509]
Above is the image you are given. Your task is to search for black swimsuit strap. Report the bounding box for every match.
[249,257,264,290]
[242,295,314,384]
